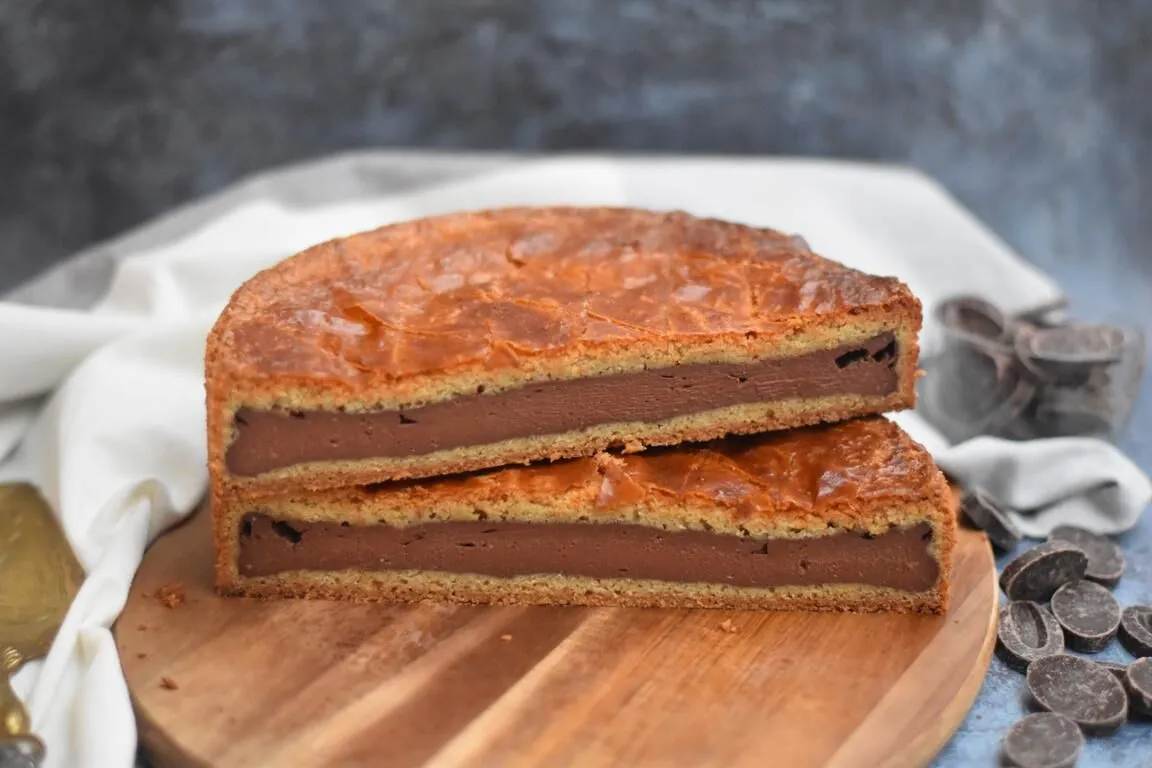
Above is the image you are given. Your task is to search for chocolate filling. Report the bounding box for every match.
[238,514,938,592]
[227,333,899,476]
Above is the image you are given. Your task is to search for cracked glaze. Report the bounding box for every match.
[213,207,912,383]
[330,417,942,521]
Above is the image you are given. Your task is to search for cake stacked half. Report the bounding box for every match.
[207,206,955,613]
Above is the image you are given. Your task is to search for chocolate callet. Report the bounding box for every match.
[225,333,899,476]
[999,541,1087,602]
[997,601,1064,671]
[1025,654,1129,736]
[961,487,1021,552]
[1125,657,1152,716]
[237,515,938,592]
[1049,580,1120,653]
[1119,605,1152,657]
[1000,712,1082,768]
[1098,660,1130,682]
[1047,525,1125,588]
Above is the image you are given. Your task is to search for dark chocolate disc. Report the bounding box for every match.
[1125,657,1152,717]
[999,541,1088,603]
[997,601,1065,671]
[1031,373,1119,437]
[1000,712,1083,768]
[1097,660,1130,682]
[1047,526,1125,588]
[1119,605,1152,658]
[1026,654,1129,735]
[937,296,1011,353]
[1021,323,1125,367]
[1049,580,1121,653]
[960,488,1022,551]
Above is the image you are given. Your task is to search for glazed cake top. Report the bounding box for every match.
[209,207,916,385]
[276,417,948,531]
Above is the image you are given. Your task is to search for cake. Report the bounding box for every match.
[214,417,955,614]
[205,207,922,494]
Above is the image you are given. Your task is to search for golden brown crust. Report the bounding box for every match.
[205,206,921,491]
[208,207,918,387]
[212,417,956,613]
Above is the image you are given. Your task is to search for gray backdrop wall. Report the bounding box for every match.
[1,0,1150,289]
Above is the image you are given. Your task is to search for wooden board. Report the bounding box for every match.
[116,503,998,768]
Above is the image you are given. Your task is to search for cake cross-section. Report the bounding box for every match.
[206,206,922,493]
[214,417,955,614]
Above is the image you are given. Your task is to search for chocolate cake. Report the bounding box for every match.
[206,207,922,493]
[214,417,955,614]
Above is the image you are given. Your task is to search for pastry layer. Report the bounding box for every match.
[206,206,921,491]
[226,331,898,477]
[215,417,956,613]
[229,571,947,614]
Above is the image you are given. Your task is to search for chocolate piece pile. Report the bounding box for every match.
[921,297,1146,443]
[958,492,1152,762]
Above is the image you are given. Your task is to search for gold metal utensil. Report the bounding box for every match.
[0,483,85,767]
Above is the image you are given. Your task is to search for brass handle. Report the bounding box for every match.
[0,648,43,768]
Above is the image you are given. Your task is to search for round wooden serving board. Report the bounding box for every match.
[117,502,998,768]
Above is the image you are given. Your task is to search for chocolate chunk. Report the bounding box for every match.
[999,541,1088,602]
[997,601,1065,671]
[1049,580,1121,652]
[1012,299,1069,329]
[1026,654,1129,735]
[1000,712,1083,768]
[1017,323,1125,373]
[1031,370,1119,437]
[1033,399,1115,438]
[1119,605,1152,657]
[1097,660,1130,682]
[922,345,1036,443]
[937,296,1012,355]
[960,487,1021,551]
[1023,326,1145,439]
[1047,526,1125,587]
[1125,657,1152,716]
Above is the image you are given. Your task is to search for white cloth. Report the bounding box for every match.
[0,155,1147,768]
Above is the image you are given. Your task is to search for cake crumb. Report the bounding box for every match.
[153,583,185,609]
[136,653,147,660]
[160,677,179,690]
[500,634,513,641]
[718,619,739,634]
[137,624,147,631]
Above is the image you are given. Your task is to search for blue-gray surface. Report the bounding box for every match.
[936,259,1152,765]
[2,0,1151,764]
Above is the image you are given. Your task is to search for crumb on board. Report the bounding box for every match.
[160,677,179,691]
[718,619,739,634]
[137,624,147,631]
[500,634,513,641]
[153,583,186,609]
[137,653,147,660]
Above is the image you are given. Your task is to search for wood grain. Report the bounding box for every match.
[117,503,997,768]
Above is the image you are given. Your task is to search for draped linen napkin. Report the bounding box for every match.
[1,154,1147,768]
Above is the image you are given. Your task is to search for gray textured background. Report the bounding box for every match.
[2,0,1151,288]
[3,1,1152,765]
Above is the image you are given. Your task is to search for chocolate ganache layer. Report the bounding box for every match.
[238,514,938,592]
[226,332,898,476]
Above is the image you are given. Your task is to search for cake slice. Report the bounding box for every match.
[206,206,922,494]
[214,417,955,614]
